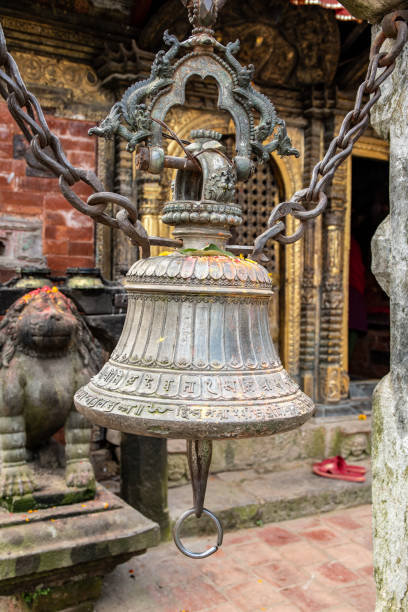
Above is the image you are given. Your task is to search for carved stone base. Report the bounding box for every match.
[0,485,159,611]
[0,464,96,513]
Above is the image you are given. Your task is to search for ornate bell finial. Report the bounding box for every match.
[180,0,228,29]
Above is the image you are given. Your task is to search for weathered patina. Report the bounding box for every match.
[0,286,104,504]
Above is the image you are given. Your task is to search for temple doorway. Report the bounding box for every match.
[348,155,390,380]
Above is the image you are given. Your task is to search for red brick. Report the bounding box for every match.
[44,239,69,256]
[226,540,281,565]
[48,255,94,272]
[0,103,13,121]
[16,177,59,192]
[57,212,94,232]
[45,225,71,241]
[65,210,94,230]
[325,515,363,531]
[0,269,15,283]
[315,561,360,585]
[282,584,344,612]
[0,174,16,188]
[66,121,94,138]
[324,543,373,570]
[256,560,310,589]
[340,583,376,612]
[359,565,374,579]
[350,528,373,550]
[280,516,322,532]
[206,605,240,612]
[43,194,74,211]
[69,226,94,241]
[69,182,94,199]
[0,159,27,174]
[68,241,93,257]
[0,189,44,210]
[44,211,67,225]
[0,142,13,159]
[0,125,11,137]
[261,526,301,547]
[202,556,250,587]
[226,579,289,611]
[59,136,95,153]
[302,529,339,543]
[222,528,260,546]
[1,204,41,216]
[280,541,330,566]
[67,151,96,169]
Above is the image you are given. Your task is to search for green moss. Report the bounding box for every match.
[18,576,102,611]
[225,442,235,469]
[371,377,386,458]
[0,485,96,513]
[329,429,343,456]
[60,488,95,506]
[21,587,51,605]
[305,427,325,458]
[0,494,37,513]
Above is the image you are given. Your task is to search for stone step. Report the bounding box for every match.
[168,462,371,537]
[349,379,379,399]
[315,397,372,418]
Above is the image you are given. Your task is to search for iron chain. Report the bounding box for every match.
[0,12,406,260]
[253,12,408,258]
[0,24,185,258]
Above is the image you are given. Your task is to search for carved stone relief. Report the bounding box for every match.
[13,51,112,119]
[140,0,340,88]
[340,432,370,461]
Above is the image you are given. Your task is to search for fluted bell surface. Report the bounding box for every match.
[74,253,314,439]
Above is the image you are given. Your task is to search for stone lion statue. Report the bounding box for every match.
[0,286,105,497]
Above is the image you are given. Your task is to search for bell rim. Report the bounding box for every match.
[75,385,315,440]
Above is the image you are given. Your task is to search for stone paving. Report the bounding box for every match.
[97,503,375,612]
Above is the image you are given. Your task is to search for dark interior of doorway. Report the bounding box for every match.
[349,156,389,380]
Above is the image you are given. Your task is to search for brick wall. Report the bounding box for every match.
[0,102,97,281]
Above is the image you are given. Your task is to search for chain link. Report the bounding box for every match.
[0,13,406,261]
[253,13,408,259]
[0,24,185,258]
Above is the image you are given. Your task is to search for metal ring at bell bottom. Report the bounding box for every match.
[173,508,223,559]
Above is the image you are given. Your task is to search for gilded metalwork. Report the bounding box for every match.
[252,16,408,256]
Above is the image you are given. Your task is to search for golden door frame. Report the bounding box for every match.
[341,134,389,380]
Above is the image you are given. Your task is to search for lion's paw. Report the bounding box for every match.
[65,460,95,489]
[0,464,37,498]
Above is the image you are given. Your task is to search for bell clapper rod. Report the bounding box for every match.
[188,439,212,519]
[173,439,223,559]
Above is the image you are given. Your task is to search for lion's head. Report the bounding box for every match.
[0,286,104,369]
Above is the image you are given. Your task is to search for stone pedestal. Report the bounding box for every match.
[0,484,159,611]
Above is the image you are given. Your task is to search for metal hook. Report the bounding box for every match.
[173,507,223,559]
[187,439,212,518]
[172,439,223,558]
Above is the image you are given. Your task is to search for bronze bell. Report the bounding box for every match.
[75,0,314,558]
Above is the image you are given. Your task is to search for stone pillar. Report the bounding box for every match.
[120,434,170,540]
[369,29,408,612]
